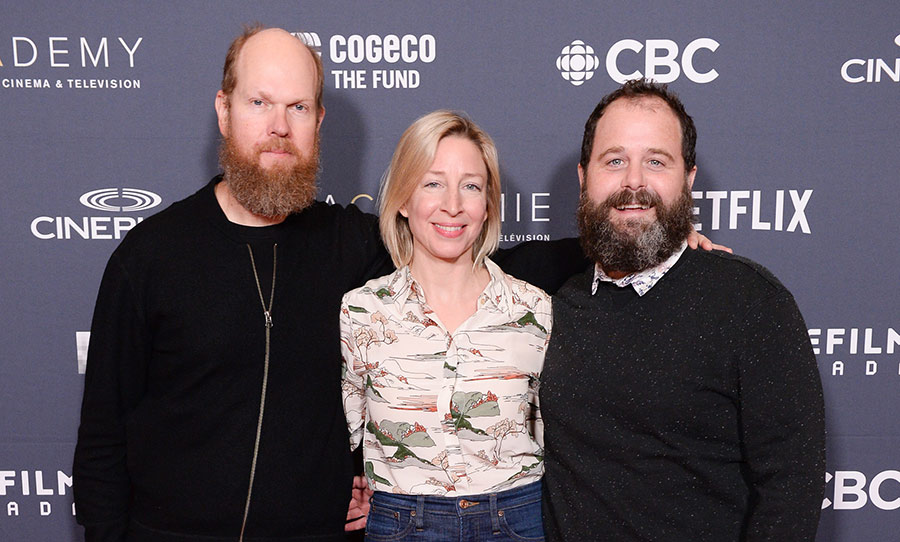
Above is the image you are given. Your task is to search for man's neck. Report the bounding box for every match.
[603,269,629,280]
[214,180,285,227]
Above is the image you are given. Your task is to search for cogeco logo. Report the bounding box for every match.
[330,34,435,64]
[290,32,322,56]
[557,38,719,86]
[840,34,900,84]
[328,34,435,90]
[823,470,900,510]
[30,187,161,240]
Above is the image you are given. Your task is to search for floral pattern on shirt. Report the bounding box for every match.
[341,258,551,496]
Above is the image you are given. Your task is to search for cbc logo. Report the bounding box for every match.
[556,40,600,86]
[823,470,900,510]
[79,188,162,212]
[556,38,719,85]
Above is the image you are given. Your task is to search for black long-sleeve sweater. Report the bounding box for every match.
[73,177,393,541]
[540,248,825,542]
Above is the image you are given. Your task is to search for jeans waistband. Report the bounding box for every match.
[371,480,541,518]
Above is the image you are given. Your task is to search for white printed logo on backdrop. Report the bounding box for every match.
[556,38,719,85]
[556,40,601,86]
[0,34,144,90]
[322,31,436,90]
[30,188,162,240]
[809,326,899,379]
[840,33,900,83]
[823,470,900,510]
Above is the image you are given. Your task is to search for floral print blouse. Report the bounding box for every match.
[340,258,552,496]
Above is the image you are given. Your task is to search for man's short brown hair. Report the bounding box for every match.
[580,78,696,172]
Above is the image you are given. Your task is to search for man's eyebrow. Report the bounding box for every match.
[646,147,676,161]
[597,146,624,157]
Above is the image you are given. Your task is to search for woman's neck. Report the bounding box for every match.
[408,256,490,333]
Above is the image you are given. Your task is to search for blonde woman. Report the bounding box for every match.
[341,111,549,541]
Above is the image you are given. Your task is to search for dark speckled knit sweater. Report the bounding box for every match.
[540,248,825,542]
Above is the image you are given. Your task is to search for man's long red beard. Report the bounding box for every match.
[218,131,320,218]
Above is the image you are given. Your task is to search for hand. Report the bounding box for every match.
[345,475,373,531]
[687,229,732,253]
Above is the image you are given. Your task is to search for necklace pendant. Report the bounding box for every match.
[264,311,273,329]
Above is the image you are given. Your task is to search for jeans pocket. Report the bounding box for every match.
[365,501,414,541]
[498,499,545,541]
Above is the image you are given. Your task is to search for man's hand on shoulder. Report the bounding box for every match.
[687,229,732,253]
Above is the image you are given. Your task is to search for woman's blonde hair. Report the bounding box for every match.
[378,110,502,268]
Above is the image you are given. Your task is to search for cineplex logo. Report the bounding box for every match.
[0,34,143,90]
[823,470,900,510]
[30,188,161,240]
[810,327,899,378]
[295,30,436,90]
[841,34,900,83]
[1,469,74,517]
[557,38,719,86]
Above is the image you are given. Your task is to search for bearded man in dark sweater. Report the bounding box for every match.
[539,79,826,542]
[71,27,396,542]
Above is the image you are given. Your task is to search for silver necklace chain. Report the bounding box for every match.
[239,242,277,541]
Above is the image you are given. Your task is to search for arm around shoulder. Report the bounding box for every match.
[494,237,587,295]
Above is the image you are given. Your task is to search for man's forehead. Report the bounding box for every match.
[232,31,315,93]
[594,97,681,140]
[607,95,675,118]
[240,32,305,64]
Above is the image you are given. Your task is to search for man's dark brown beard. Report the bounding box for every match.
[577,182,695,276]
[218,132,320,218]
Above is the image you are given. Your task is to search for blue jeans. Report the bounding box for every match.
[365,481,544,542]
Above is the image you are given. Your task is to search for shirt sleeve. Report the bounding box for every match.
[73,251,149,542]
[340,292,367,452]
[737,291,826,541]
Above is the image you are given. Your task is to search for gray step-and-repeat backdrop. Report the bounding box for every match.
[1,2,898,540]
